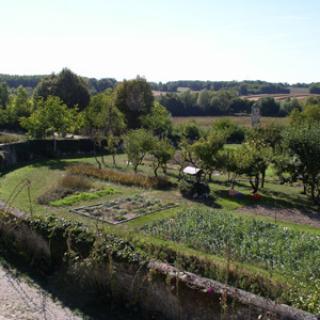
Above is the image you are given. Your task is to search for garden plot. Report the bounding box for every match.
[71,194,177,224]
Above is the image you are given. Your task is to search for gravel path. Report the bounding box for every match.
[0,265,82,320]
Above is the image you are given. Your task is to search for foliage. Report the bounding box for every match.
[114,77,154,128]
[141,102,172,138]
[50,188,117,207]
[0,82,9,107]
[211,119,246,143]
[283,124,320,204]
[279,98,301,116]
[34,68,90,110]
[309,83,320,94]
[254,97,280,116]
[179,179,210,199]
[20,96,80,139]
[159,89,254,116]
[59,174,93,191]
[190,130,226,178]
[150,139,175,176]
[125,129,156,172]
[153,80,290,95]
[37,174,93,204]
[0,86,32,129]
[84,90,126,167]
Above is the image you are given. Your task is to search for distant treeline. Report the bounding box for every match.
[158,90,302,117]
[1,74,317,96]
[150,80,292,95]
[0,74,117,94]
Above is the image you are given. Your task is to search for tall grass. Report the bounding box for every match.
[68,164,173,189]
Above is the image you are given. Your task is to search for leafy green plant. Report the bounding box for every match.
[50,188,118,207]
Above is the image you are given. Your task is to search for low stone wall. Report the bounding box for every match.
[0,212,317,320]
[0,139,98,169]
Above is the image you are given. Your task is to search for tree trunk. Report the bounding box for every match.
[112,154,116,167]
[250,174,259,193]
[93,143,102,169]
[154,163,160,177]
[261,170,266,189]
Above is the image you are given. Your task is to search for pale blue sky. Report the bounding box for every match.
[1,0,319,83]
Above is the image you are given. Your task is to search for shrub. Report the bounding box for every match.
[38,174,93,205]
[50,188,117,207]
[60,174,93,191]
[179,178,210,199]
[68,164,174,189]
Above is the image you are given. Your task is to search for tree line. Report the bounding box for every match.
[158,90,303,117]
[1,72,318,96]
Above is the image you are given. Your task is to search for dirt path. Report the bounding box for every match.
[0,265,82,320]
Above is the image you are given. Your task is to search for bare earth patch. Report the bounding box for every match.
[0,265,81,320]
[238,205,320,228]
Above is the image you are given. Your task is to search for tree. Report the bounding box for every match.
[283,124,320,204]
[114,77,154,129]
[190,130,225,180]
[34,68,90,110]
[239,144,272,193]
[20,96,79,152]
[141,102,172,138]
[84,91,126,168]
[0,82,9,107]
[280,98,301,116]
[255,97,280,116]
[212,119,246,144]
[150,139,174,176]
[310,83,320,94]
[125,129,156,172]
[5,86,32,129]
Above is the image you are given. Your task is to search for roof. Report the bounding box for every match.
[183,166,202,175]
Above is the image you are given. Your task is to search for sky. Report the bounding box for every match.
[1,0,320,83]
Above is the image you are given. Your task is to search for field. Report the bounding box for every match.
[173,116,289,129]
[1,153,320,313]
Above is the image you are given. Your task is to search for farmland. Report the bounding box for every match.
[173,115,289,129]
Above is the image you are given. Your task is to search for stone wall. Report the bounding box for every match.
[0,139,98,169]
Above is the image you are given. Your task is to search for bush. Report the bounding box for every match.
[179,178,210,199]
[37,174,93,204]
[60,174,93,191]
[50,188,117,207]
[68,164,174,189]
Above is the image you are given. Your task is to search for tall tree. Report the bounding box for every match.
[34,68,90,110]
[84,91,126,168]
[114,77,154,128]
[20,96,79,152]
[0,82,9,107]
[141,102,172,138]
[125,129,156,172]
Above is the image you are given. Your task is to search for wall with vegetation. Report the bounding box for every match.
[0,139,98,169]
[0,211,316,320]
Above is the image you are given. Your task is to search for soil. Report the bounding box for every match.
[0,265,81,320]
[238,204,320,228]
